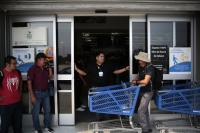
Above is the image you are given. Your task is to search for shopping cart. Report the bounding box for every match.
[154,82,200,133]
[88,82,142,133]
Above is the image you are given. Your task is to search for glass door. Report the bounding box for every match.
[147,14,193,83]
[9,15,57,125]
[56,17,74,125]
[129,15,147,80]
[147,14,193,114]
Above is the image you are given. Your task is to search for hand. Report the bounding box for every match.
[130,82,135,86]
[0,96,5,102]
[74,63,77,70]
[131,80,136,85]
[125,66,129,71]
[45,60,50,67]
[83,81,87,86]
[31,95,37,104]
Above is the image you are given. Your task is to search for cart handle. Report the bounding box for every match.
[88,87,100,94]
[88,84,145,94]
[138,84,145,87]
[157,90,171,94]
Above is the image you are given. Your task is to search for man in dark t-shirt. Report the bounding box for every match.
[74,56,87,111]
[75,51,129,121]
[131,52,155,133]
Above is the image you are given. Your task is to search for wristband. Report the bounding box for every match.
[136,80,139,85]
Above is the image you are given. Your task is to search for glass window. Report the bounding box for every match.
[57,22,71,73]
[12,22,54,114]
[151,22,173,46]
[58,92,72,113]
[21,81,29,114]
[57,80,71,90]
[150,22,173,74]
[132,22,147,74]
[176,22,191,47]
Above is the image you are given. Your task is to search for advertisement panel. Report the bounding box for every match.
[36,46,54,61]
[13,48,35,73]
[169,47,191,74]
[151,45,168,71]
[12,27,47,46]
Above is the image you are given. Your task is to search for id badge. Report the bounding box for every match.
[99,72,103,77]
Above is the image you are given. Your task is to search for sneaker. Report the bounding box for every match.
[76,107,85,111]
[80,105,87,108]
[148,129,152,132]
[35,130,43,133]
[44,127,54,133]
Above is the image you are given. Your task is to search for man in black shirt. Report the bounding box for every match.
[131,52,155,133]
[75,51,129,121]
[74,56,87,111]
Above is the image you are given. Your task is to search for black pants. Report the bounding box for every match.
[75,82,83,109]
[0,101,23,133]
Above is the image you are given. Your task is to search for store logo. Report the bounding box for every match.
[27,31,32,39]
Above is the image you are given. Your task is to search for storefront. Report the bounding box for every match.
[0,0,200,126]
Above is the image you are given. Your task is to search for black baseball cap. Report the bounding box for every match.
[35,53,47,61]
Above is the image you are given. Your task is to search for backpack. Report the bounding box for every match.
[146,64,163,91]
[0,69,21,89]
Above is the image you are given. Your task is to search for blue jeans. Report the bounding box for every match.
[32,89,50,131]
[0,101,22,133]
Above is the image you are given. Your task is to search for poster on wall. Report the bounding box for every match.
[169,47,191,74]
[12,27,47,46]
[36,46,53,61]
[151,45,168,71]
[36,46,54,68]
[13,48,35,73]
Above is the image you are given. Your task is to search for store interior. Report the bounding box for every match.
[74,16,130,122]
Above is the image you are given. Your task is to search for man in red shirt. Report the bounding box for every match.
[0,56,23,133]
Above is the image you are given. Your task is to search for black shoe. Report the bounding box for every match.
[148,129,152,132]
[44,127,54,133]
[35,130,43,133]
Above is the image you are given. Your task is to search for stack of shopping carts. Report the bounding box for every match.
[154,82,200,133]
[88,82,142,133]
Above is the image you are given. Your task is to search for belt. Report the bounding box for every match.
[33,89,47,92]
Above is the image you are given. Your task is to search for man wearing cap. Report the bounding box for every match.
[131,52,155,133]
[27,53,53,133]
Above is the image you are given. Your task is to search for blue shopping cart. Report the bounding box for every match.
[88,82,142,133]
[154,82,200,133]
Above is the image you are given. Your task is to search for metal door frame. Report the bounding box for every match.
[147,14,194,81]
[57,16,75,125]
[9,15,57,125]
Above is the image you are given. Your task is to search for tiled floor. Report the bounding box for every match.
[20,122,200,133]
[22,122,88,133]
